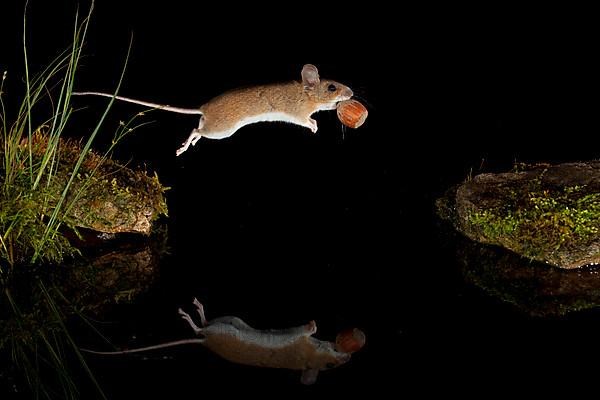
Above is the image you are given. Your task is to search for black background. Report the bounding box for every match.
[2,1,599,397]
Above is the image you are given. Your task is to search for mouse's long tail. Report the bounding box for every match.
[80,338,206,355]
[72,92,204,115]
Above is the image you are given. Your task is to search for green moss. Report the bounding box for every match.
[467,185,600,259]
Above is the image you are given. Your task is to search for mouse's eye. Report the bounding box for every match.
[327,84,337,92]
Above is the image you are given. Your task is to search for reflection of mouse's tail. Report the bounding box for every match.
[72,91,204,115]
[80,338,206,355]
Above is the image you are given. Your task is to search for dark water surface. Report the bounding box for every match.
[1,1,599,397]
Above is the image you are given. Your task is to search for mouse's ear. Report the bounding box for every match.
[301,64,320,90]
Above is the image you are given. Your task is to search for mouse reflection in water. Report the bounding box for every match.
[83,299,365,385]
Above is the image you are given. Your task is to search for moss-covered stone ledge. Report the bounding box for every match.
[17,133,167,235]
[437,161,600,269]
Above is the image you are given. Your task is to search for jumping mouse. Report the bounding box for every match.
[83,298,365,385]
[73,64,354,156]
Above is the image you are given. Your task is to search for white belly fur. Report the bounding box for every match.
[204,112,305,139]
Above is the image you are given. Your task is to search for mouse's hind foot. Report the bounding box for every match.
[192,298,207,327]
[178,308,203,335]
[176,129,202,156]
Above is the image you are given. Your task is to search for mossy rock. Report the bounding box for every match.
[0,234,164,356]
[437,162,600,269]
[11,132,167,235]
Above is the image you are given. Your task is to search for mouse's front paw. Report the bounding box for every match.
[308,118,318,133]
[306,320,317,334]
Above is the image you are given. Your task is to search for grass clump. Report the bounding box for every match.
[0,2,149,268]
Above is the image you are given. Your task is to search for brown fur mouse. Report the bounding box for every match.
[82,298,365,385]
[73,64,354,156]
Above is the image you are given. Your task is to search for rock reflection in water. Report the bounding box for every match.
[449,228,600,317]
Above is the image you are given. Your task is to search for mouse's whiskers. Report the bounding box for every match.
[352,92,375,111]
